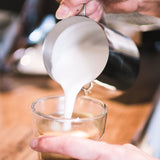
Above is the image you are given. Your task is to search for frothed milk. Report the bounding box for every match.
[43,19,109,124]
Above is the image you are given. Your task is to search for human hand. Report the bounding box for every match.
[56,0,104,22]
[55,0,160,22]
[30,135,158,160]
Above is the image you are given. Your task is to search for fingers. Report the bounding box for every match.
[56,3,83,19]
[87,0,103,21]
[104,0,138,13]
[137,1,160,17]
[56,0,104,21]
[30,135,155,160]
[30,135,110,160]
[86,0,104,21]
[56,0,89,19]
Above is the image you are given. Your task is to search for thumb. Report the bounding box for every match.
[30,135,110,160]
[56,0,90,19]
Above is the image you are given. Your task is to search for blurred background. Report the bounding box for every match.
[0,0,160,159]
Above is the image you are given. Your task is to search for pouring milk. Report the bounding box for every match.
[43,16,109,125]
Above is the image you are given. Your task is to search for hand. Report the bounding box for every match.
[55,0,160,22]
[30,135,158,160]
[56,0,104,22]
[104,0,160,17]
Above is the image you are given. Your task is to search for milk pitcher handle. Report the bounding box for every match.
[78,4,87,17]
[96,20,140,90]
[79,6,140,90]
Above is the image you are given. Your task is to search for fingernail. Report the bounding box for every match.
[30,139,38,148]
[56,5,72,19]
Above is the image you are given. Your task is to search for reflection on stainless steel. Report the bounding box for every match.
[97,24,140,90]
[43,16,140,90]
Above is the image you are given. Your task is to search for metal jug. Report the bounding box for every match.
[43,15,140,91]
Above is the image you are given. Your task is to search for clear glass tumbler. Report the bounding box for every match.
[31,96,108,160]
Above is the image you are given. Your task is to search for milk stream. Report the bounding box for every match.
[51,49,107,130]
[46,22,109,130]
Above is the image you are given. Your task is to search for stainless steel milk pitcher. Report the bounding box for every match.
[97,22,140,90]
[43,16,140,91]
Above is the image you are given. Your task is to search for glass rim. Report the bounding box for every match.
[31,95,108,122]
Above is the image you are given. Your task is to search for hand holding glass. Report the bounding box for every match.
[31,96,107,160]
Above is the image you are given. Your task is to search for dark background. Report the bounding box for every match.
[0,0,25,12]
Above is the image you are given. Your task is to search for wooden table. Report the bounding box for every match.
[0,52,159,160]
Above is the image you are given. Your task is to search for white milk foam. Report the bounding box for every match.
[49,21,109,122]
